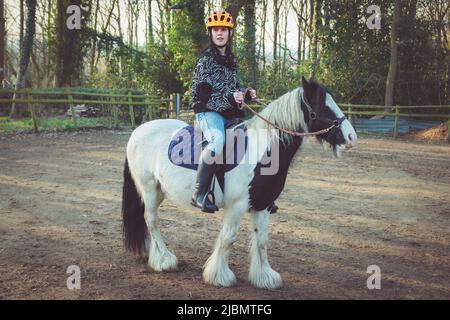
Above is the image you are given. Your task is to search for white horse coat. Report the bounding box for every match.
[122,82,357,289]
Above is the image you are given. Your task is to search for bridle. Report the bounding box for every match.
[238,88,346,138]
[300,91,346,137]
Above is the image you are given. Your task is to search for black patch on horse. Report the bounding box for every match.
[248,136,303,211]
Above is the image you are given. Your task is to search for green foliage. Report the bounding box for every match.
[36,0,447,108]
[317,0,448,106]
[142,44,184,96]
[85,28,183,97]
[256,62,302,99]
[168,8,202,96]
[0,116,123,134]
[317,0,392,104]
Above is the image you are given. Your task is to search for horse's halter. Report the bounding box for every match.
[239,88,343,137]
[301,91,346,138]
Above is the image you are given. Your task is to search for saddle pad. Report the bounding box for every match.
[168,124,248,172]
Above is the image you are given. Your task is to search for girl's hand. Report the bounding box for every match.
[249,89,257,101]
[233,91,244,104]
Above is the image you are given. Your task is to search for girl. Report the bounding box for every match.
[191,10,256,213]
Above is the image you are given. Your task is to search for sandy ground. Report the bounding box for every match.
[0,129,449,300]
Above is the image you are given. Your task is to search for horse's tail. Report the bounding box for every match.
[122,156,148,256]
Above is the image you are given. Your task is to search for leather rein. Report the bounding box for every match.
[238,88,346,137]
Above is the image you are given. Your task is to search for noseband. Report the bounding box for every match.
[301,92,346,137]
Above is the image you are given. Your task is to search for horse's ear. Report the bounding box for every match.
[301,76,308,88]
[302,76,311,97]
[301,76,310,92]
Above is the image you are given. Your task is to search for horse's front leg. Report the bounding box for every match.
[203,199,247,287]
[248,209,282,289]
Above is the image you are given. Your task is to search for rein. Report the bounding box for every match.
[238,89,344,137]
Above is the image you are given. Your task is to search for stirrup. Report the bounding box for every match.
[191,192,218,213]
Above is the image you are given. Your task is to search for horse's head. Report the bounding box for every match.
[301,76,357,157]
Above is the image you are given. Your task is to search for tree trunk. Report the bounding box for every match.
[294,0,305,65]
[11,0,36,118]
[243,0,257,87]
[95,0,116,70]
[89,0,100,76]
[273,0,280,63]
[116,0,123,39]
[128,0,134,47]
[311,0,321,79]
[0,0,5,84]
[282,1,288,75]
[156,0,166,46]
[185,0,207,53]
[44,0,53,86]
[19,0,24,50]
[135,4,139,49]
[223,0,246,20]
[308,0,313,60]
[261,0,267,72]
[147,0,154,50]
[385,0,401,109]
[54,0,87,87]
[53,0,64,87]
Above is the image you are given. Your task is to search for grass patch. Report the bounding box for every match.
[355,131,393,139]
[0,116,131,134]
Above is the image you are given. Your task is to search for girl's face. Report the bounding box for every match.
[211,27,230,48]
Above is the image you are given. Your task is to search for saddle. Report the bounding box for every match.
[167,119,248,192]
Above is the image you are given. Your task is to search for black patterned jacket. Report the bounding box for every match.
[191,48,244,120]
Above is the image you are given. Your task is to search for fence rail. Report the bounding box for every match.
[338,104,450,141]
[0,88,181,132]
[246,102,450,142]
[1,88,449,142]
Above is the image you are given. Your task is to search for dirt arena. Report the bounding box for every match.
[1,129,449,299]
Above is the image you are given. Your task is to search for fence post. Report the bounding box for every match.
[27,91,39,133]
[111,92,119,129]
[393,105,399,138]
[347,105,353,125]
[68,92,77,127]
[145,96,152,121]
[168,94,174,118]
[447,112,450,143]
[128,91,135,127]
[176,93,181,119]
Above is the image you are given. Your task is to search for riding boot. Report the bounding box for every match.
[191,149,219,213]
[267,202,279,214]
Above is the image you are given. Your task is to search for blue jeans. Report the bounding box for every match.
[195,112,232,155]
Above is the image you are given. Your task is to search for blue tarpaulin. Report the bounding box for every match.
[351,116,442,135]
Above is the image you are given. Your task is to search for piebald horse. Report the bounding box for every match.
[121,77,357,289]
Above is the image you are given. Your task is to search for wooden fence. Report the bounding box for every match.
[340,104,450,141]
[250,101,450,142]
[1,88,449,142]
[0,88,181,132]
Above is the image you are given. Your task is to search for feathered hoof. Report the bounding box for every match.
[148,250,178,272]
[203,261,236,287]
[249,267,283,289]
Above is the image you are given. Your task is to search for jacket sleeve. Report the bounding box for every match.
[192,56,213,107]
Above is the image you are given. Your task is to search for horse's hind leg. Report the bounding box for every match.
[142,183,178,272]
[248,209,282,289]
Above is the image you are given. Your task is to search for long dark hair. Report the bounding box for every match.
[203,27,237,70]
